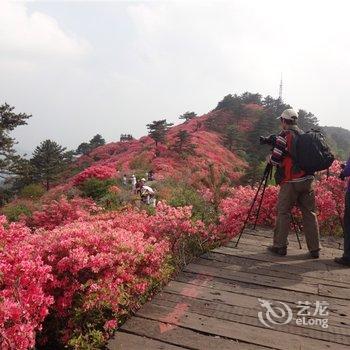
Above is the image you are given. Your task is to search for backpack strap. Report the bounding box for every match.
[288,129,303,173]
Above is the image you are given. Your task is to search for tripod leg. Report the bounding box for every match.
[235,166,269,248]
[253,173,270,230]
[291,214,302,249]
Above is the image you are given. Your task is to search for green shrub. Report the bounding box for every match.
[2,203,32,222]
[99,190,138,210]
[78,178,117,201]
[155,180,217,224]
[20,183,46,199]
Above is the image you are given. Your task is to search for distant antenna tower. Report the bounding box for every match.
[279,74,283,101]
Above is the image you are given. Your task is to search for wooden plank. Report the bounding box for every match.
[188,259,350,304]
[108,229,349,349]
[204,250,350,285]
[201,252,350,287]
[174,272,350,319]
[185,260,319,294]
[151,292,350,343]
[319,284,350,301]
[155,290,350,334]
[214,245,350,277]
[163,280,350,330]
[136,303,350,350]
[117,317,269,350]
[109,331,188,350]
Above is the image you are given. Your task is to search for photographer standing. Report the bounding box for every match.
[268,109,321,258]
[335,157,350,267]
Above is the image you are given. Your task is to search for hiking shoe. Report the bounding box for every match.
[334,257,350,267]
[310,250,320,259]
[267,246,287,256]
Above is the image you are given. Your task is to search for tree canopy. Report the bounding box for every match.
[0,103,31,177]
[179,111,197,122]
[76,134,106,155]
[31,140,72,190]
[146,119,173,147]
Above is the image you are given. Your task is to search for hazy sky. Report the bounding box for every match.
[1,0,350,154]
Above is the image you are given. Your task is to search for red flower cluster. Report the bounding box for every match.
[73,165,117,185]
[0,218,53,350]
[315,161,347,233]
[1,200,208,348]
[86,201,207,250]
[28,196,101,230]
[30,218,169,344]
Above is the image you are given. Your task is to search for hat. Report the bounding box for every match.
[277,109,298,121]
[141,178,146,182]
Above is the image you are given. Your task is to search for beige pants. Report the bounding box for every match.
[273,178,320,252]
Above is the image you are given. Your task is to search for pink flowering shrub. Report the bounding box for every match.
[28,196,101,230]
[315,161,346,234]
[30,219,169,347]
[3,202,198,348]
[219,186,257,239]
[73,165,117,186]
[0,217,53,350]
[87,202,208,252]
[149,201,207,249]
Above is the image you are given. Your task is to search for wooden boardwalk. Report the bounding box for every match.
[109,229,350,350]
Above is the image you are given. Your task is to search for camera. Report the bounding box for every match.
[259,134,277,147]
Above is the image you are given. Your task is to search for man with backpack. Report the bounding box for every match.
[335,157,350,267]
[268,109,325,258]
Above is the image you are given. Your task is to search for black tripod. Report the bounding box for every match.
[234,163,302,249]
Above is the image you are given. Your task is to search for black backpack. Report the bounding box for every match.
[290,129,335,174]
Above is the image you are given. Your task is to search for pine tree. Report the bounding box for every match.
[179,111,197,122]
[297,109,319,131]
[89,134,105,148]
[146,119,173,147]
[31,140,71,190]
[0,103,31,177]
[76,134,106,155]
[214,94,245,115]
[173,130,196,158]
[9,157,36,192]
[76,142,91,155]
[240,92,262,105]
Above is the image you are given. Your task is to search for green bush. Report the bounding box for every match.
[99,190,138,210]
[2,203,32,222]
[20,183,46,199]
[155,180,217,224]
[78,178,117,201]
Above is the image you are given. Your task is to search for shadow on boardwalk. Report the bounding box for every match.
[109,229,350,350]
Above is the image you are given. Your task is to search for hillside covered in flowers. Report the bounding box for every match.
[0,93,348,349]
